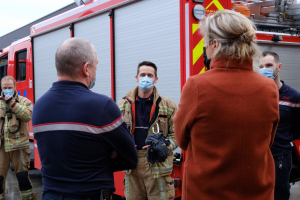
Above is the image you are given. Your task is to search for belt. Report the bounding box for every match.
[43,191,114,200]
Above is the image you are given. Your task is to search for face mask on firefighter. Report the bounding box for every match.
[139,76,154,92]
[88,66,97,89]
[3,89,13,97]
[259,65,279,80]
[203,47,211,70]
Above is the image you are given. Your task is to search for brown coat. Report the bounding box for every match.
[174,56,279,200]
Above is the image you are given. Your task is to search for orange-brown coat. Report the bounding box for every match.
[174,56,279,200]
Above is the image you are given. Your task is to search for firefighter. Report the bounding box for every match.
[117,61,178,200]
[0,76,36,200]
[259,51,300,200]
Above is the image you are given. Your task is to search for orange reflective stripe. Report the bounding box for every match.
[131,102,136,135]
[149,104,156,122]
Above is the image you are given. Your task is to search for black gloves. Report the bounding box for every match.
[145,134,171,164]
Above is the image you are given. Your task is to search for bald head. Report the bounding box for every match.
[55,38,96,78]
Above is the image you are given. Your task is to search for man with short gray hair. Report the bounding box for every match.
[32,38,138,200]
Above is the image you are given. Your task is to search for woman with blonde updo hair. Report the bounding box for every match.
[174,10,279,200]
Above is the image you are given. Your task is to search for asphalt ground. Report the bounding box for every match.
[4,169,300,200]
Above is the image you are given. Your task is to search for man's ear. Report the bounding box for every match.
[135,75,139,83]
[278,63,283,72]
[154,76,158,84]
[82,62,89,77]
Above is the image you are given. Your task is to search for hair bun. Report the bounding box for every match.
[240,33,252,44]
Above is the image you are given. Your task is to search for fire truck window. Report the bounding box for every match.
[0,55,8,93]
[16,50,27,82]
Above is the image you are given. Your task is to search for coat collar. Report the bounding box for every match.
[210,56,253,71]
[125,86,159,104]
[52,81,88,89]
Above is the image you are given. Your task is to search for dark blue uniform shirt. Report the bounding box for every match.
[32,81,137,198]
[271,81,300,157]
[134,94,153,150]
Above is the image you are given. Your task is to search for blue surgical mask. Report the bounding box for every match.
[259,68,275,79]
[88,66,97,89]
[3,89,13,96]
[89,72,97,89]
[139,76,154,92]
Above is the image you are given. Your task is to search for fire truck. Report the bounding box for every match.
[1,0,300,198]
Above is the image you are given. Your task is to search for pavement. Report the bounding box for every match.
[5,169,43,200]
[291,182,300,200]
[4,169,300,200]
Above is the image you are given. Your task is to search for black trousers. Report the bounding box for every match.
[273,153,292,200]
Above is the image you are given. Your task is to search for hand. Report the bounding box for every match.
[110,150,118,159]
[5,95,12,101]
[142,145,151,150]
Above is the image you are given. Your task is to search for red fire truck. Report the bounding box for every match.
[1,0,300,198]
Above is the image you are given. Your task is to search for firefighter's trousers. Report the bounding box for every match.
[124,150,174,200]
[0,141,36,200]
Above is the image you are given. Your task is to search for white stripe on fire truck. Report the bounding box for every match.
[279,101,300,107]
[33,116,124,134]
[34,144,37,148]
[35,0,112,30]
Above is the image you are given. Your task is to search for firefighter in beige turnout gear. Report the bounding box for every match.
[0,76,36,200]
[117,61,177,200]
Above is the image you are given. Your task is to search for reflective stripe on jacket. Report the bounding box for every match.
[0,93,32,152]
[117,86,178,178]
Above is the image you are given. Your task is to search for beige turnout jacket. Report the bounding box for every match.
[117,86,178,178]
[0,93,32,152]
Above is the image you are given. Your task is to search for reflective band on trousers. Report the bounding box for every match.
[21,188,34,196]
[20,149,27,171]
[33,116,124,134]
[158,177,166,200]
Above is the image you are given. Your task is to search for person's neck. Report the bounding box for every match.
[274,76,282,90]
[58,76,89,88]
[138,87,153,98]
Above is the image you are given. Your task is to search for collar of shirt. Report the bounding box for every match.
[136,93,154,102]
[52,81,88,90]
[279,81,288,93]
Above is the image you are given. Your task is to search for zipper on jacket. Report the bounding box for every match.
[149,96,162,129]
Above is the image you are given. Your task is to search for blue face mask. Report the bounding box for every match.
[89,72,98,89]
[259,68,275,79]
[89,67,97,89]
[3,89,13,96]
[139,76,154,92]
